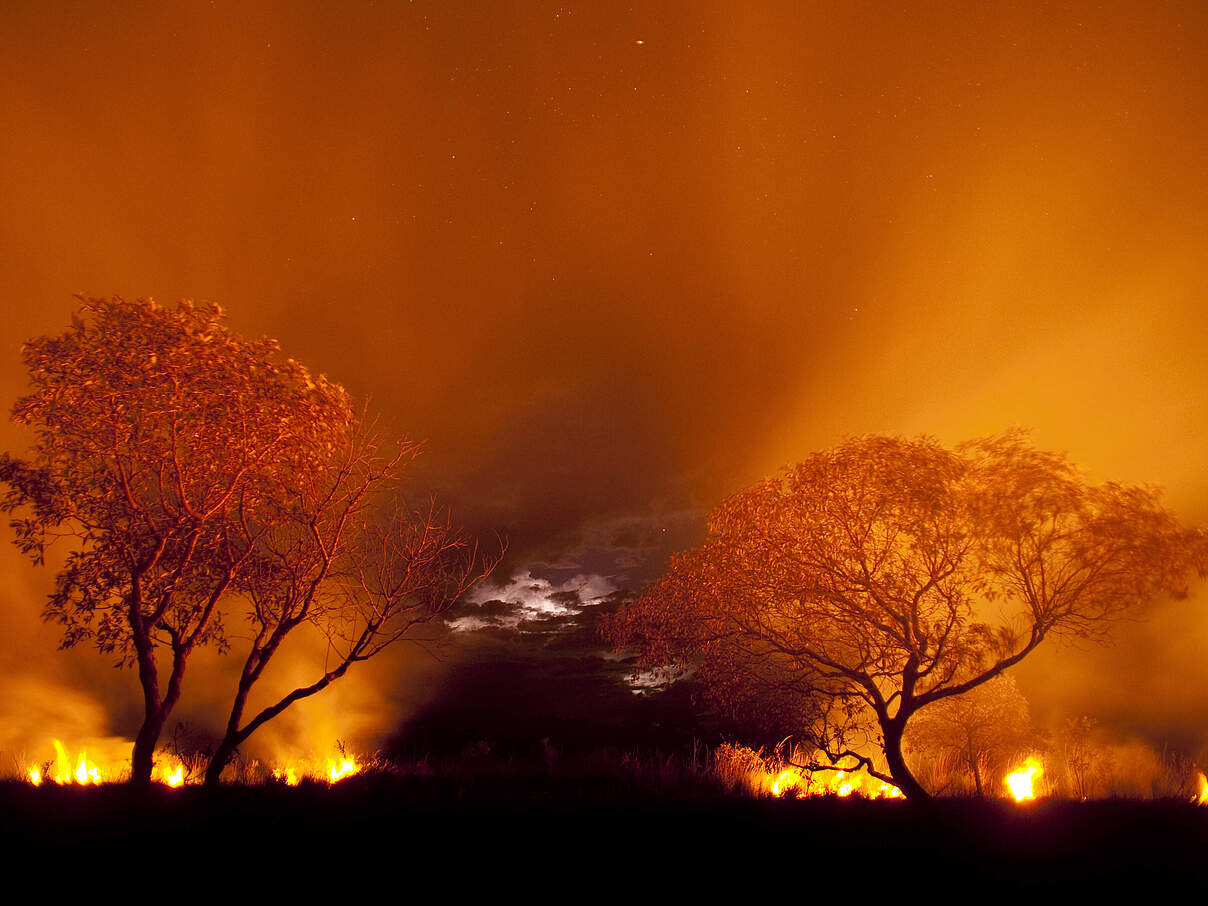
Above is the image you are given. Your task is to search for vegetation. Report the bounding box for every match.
[905,675,1038,797]
[604,432,1207,800]
[0,297,495,786]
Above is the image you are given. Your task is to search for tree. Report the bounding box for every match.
[904,674,1037,796]
[203,474,496,785]
[1059,715,1110,799]
[605,433,1206,800]
[0,296,494,785]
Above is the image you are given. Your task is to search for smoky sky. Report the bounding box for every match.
[2,2,1208,760]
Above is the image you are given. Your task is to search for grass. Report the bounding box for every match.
[5,740,1206,890]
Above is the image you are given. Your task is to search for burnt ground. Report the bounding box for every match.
[1,776,1204,894]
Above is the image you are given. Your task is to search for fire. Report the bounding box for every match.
[770,769,796,797]
[1005,756,1044,801]
[272,766,298,785]
[1193,770,1208,806]
[271,753,363,786]
[766,764,903,799]
[23,739,189,787]
[48,738,105,785]
[23,738,114,785]
[155,761,185,788]
[22,736,367,787]
[328,758,361,783]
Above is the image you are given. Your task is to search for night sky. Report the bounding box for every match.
[1,1,1207,764]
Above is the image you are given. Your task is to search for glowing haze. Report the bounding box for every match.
[1,2,1206,769]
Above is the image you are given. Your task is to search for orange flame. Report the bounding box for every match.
[23,737,367,787]
[1005,756,1044,801]
[1193,770,1207,806]
[766,764,903,799]
[271,753,363,786]
[24,739,189,787]
[46,738,105,785]
[154,761,186,788]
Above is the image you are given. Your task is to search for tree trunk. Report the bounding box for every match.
[131,711,165,787]
[205,668,256,787]
[130,631,189,786]
[131,624,162,787]
[205,652,350,786]
[205,736,239,787]
[883,720,931,802]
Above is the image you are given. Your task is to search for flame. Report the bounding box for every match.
[48,738,105,785]
[770,769,794,797]
[154,761,185,788]
[22,739,189,787]
[23,738,124,785]
[271,752,363,786]
[1005,756,1044,801]
[21,736,370,787]
[766,764,903,799]
[1193,770,1207,806]
[328,758,361,782]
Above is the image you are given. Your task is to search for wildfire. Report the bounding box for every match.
[22,737,366,787]
[271,753,363,786]
[766,764,903,799]
[155,761,185,788]
[23,739,188,786]
[1193,770,1208,806]
[1005,756,1044,801]
[36,739,106,785]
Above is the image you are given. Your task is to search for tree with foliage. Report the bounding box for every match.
[0,296,493,785]
[203,475,495,785]
[605,432,1206,800]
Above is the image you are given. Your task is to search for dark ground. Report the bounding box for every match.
[2,775,1204,894]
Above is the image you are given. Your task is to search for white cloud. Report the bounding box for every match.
[447,569,619,632]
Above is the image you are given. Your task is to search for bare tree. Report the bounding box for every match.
[1059,715,1113,799]
[605,432,1206,800]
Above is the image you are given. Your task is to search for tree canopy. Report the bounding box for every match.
[0,296,493,784]
[605,432,1206,800]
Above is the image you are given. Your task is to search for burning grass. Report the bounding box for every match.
[2,766,1206,893]
[3,737,1206,895]
[9,734,1208,813]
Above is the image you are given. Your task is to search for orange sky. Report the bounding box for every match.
[1,1,1206,756]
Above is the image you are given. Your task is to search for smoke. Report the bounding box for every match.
[0,676,129,779]
[1014,586,1208,759]
[1,2,1207,772]
[0,521,455,768]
